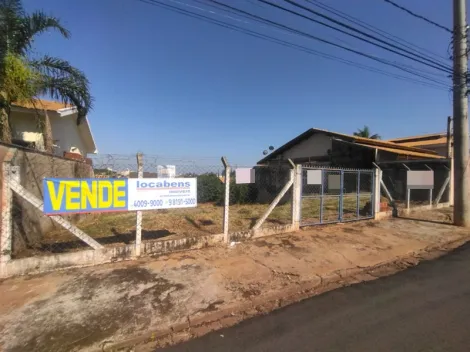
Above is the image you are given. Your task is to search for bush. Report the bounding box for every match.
[195,173,258,205]
[197,173,224,203]
[230,182,258,204]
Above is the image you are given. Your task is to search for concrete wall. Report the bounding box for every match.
[0,145,94,256]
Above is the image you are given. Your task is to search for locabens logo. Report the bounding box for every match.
[135,180,191,189]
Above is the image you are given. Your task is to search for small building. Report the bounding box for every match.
[10,99,98,159]
[157,165,176,178]
[258,128,443,168]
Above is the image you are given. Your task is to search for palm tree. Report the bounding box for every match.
[0,0,92,150]
[353,126,381,140]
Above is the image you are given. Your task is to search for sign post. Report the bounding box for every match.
[136,153,143,257]
[406,170,434,208]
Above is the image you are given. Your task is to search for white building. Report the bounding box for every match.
[10,99,98,157]
[157,165,176,178]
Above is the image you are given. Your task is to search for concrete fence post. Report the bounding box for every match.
[135,153,143,256]
[449,157,454,206]
[291,164,302,230]
[434,166,451,205]
[221,157,230,243]
[373,167,381,219]
[1,163,13,265]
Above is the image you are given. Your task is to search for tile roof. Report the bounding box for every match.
[12,99,73,111]
[387,132,446,143]
[397,137,448,147]
[351,142,444,159]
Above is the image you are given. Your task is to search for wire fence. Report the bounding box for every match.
[5,149,449,260]
[228,164,293,232]
[380,162,450,210]
[5,150,295,258]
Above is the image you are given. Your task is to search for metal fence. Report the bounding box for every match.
[301,167,375,226]
[228,164,292,232]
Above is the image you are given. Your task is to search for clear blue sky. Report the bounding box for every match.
[23,0,454,165]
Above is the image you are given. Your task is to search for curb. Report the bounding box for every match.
[99,236,470,351]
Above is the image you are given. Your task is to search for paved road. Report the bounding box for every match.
[161,242,470,352]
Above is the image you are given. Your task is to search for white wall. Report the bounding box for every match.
[279,133,332,160]
[9,111,45,150]
[49,114,87,156]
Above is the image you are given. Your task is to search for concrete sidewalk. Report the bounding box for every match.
[0,209,468,352]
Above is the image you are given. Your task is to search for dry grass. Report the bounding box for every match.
[42,194,374,248]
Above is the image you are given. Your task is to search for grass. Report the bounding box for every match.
[301,194,373,224]
[40,193,374,249]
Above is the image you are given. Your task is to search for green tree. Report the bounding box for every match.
[0,0,92,150]
[353,126,381,140]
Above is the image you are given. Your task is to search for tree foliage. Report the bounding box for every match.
[0,0,93,142]
[353,126,381,140]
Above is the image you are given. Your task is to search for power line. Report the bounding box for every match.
[204,0,449,80]
[259,0,452,74]
[199,0,450,86]
[136,0,450,90]
[304,0,449,62]
[382,0,452,33]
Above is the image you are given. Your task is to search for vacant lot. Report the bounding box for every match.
[14,195,373,257]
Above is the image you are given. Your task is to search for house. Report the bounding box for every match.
[254,128,450,205]
[258,128,443,168]
[387,132,449,157]
[9,99,98,158]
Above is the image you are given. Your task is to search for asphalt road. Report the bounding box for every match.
[161,242,470,352]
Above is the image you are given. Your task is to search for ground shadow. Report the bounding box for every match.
[395,216,454,226]
[184,216,214,234]
[247,217,286,228]
[27,228,175,255]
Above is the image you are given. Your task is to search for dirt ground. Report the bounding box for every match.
[0,208,468,352]
[16,197,371,258]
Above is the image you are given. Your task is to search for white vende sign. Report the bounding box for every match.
[127,178,197,211]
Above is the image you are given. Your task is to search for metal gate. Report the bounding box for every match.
[301,167,375,226]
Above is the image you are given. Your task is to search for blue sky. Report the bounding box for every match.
[23,0,454,165]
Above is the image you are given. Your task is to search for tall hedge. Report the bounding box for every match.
[195,173,258,204]
[197,173,224,203]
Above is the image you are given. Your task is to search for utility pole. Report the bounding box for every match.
[453,0,470,226]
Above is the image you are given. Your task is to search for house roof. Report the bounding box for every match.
[11,99,97,154]
[258,128,440,164]
[387,132,446,144]
[396,137,448,147]
[12,99,72,111]
[335,139,444,159]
